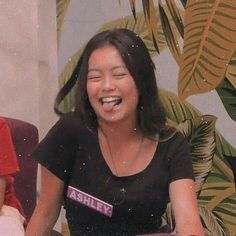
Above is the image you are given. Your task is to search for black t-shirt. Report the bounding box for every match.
[32,113,194,236]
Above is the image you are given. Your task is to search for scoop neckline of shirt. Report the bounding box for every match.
[94,130,160,180]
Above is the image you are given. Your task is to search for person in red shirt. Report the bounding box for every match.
[0,117,25,236]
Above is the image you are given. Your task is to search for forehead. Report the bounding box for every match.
[88,45,125,68]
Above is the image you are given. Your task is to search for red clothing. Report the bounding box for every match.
[0,118,25,217]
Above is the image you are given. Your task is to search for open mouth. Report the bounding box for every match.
[100,96,122,112]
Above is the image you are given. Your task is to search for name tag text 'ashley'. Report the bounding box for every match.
[67,186,113,217]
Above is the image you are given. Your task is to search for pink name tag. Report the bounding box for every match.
[67,186,113,217]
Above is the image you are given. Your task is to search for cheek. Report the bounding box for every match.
[132,95,139,108]
[86,83,95,101]
[86,85,101,114]
[129,87,139,105]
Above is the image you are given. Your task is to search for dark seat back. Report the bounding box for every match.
[4,117,38,222]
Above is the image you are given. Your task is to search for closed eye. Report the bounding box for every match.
[87,76,101,80]
[113,73,127,78]
[87,69,102,80]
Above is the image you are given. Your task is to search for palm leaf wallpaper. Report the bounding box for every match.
[178,0,236,100]
[56,0,236,235]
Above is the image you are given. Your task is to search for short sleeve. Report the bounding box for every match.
[31,113,79,182]
[169,132,194,182]
[0,118,19,176]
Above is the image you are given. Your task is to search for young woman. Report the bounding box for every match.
[0,118,25,236]
[26,29,204,236]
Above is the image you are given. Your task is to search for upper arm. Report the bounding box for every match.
[169,179,204,236]
[38,166,65,213]
[0,176,6,209]
[26,166,65,235]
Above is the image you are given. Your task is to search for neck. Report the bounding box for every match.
[97,118,141,141]
[98,119,145,177]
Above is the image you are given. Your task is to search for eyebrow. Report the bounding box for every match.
[88,65,127,73]
[112,65,126,70]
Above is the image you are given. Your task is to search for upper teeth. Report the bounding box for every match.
[101,97,120,103]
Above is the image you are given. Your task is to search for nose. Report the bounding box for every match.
[102,75,115,91]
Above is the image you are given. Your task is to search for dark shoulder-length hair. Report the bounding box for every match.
[55,28,167,137]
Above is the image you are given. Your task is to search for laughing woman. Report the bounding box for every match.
[26,29,204,236]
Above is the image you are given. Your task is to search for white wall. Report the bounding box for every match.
[0,0,58,139]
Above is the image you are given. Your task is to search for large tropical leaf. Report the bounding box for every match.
[199,144,236,235]
[199,170,235,209]
[199,157,235,228]
[213,193,236,235]
[129,0,137,21]
[58,47,84,113]
[199,206,230,236]
[216,78,236,122]
[142,0,160,53]
[178,0,236,100]
[159,2,182,65]
[177,115,216,194]
[97,10,168,55]
[128,1,185,65]
[162,203,175,232]
[224,155,236,188]
[165,0,184,38]
[159,89,236,180]
[159,89,201,122]
[179,0,187,9]
[56,0,70,46]
[216,50,236,121]
[162,201,230,234]
[225,50,236,89]
[159,89,236,168]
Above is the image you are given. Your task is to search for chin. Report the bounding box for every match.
[97,112,123,123]
[98,116,121,124]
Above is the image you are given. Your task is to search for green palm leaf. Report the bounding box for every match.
[162,202,231,234]
[216,50,236,121]
[159,89,236,184]
[127,1,184,64]
[159,2,181,65]
[199,206,230,236]
[200,177,235,205]
[215,133,236,180]
[159,89,236,164]
[216,78,236,122]
[179,0,187,9]
[142,0,160,53]
[178,0,236,100]
[97,10,168,55]
[165,0,184,38]
[56,0,70,46]
[159,89,201,122]
[225,50,236,89]
[162,203,175,232]
[177,115,216,194]
[129,0,137,21]
[58,47,84,113]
